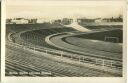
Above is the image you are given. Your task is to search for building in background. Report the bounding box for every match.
[28,19,37,24]
[61,18,73,25]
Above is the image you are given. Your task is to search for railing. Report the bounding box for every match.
[6,30,122,75]
[6,41,122,71]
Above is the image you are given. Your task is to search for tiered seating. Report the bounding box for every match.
[6,46,118,77]
[6,23,66,41]
[6,24,122,77]
[79,24,123,30]
[75,29,123,43]
[20,28,75,49]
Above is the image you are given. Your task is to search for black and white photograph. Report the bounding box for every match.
[4,0,125,78]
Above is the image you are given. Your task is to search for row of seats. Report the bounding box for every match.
[6,46,118,77]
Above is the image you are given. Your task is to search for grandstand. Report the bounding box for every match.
[5,23,123,77]
[74,29,122,43]
[80,25,123,31]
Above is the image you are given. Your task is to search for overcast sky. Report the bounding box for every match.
[6,1,124,20]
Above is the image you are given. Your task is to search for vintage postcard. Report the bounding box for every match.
[1,0,127,83]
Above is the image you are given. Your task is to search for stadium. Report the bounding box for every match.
[5,18,123,77]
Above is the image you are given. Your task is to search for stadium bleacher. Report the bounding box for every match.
[5,23,123,77]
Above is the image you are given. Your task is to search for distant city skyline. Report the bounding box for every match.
[6,1,124,20]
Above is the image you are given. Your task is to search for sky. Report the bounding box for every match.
[6,1,124,20]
